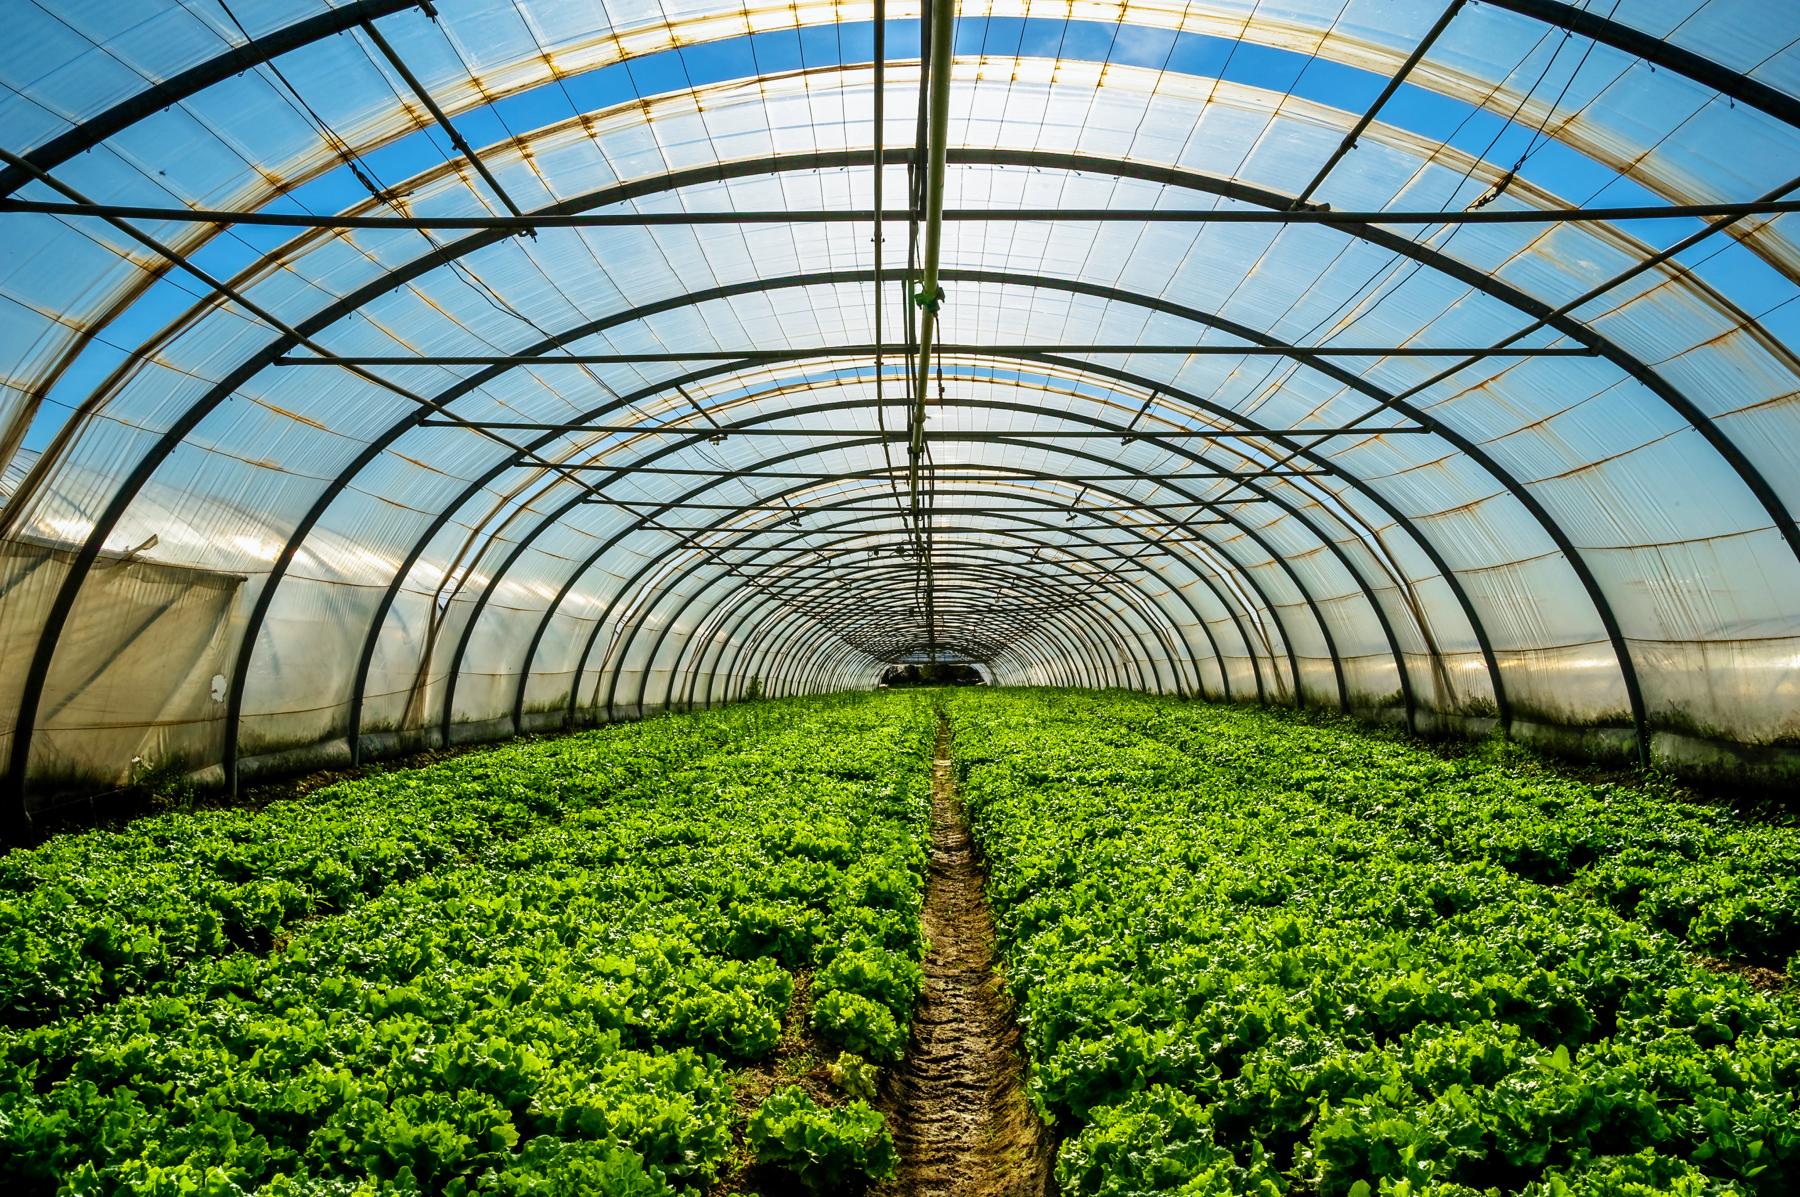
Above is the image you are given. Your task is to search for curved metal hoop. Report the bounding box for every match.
[22,97,1782,810]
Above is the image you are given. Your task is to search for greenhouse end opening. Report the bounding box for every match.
[0,0,1798,1191]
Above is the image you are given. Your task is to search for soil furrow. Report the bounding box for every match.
[878,715,1054,1197]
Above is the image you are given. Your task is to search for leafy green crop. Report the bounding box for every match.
[946,689,1800,1197]
[0,694,935,1193]
[746,1086,897,1191]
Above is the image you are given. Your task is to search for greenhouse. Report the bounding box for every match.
[0,0,1797,1193]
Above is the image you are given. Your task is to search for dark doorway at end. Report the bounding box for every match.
[877,663,986,688]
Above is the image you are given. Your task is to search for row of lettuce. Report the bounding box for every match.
[946,690,1800,1197]
[1,694,937,1194]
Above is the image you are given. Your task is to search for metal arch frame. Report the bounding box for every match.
[671,517,1240,710]
[556,474,1246,716]
[701,592,1041,708]
[597,541,1175,712]
[6,2,1782,827]
[4,14,1789,587]
[726,580,1116,702]
[448,347,1525,755]
[23,129,1772,808]
[3,253,1404,813]
[643,500,1235,712]
[678,537,1190,708]
[343,427,1238,768]
[304,276,1532,784]
[594,544,1166,708]
[336,387,1295,780]
[449,404,1396,744]
[669,598,858,702]
[4,147,1687,802]
[219,225,1634,786]
[708,591,1089,704]
[747,598,1082,696]
[782,633,878,697]
[525,458,1253,722]
[662,547,1152,705]
[7,62,1790,586]
[735,577,1120,701]
[590,463,1311,713]
[261,315,1467,792]
[666,496,1247,709]
[438,410,1340,747]
[437,401,1375,742]
[212,216,1749,789]
[6,0,1795,200]
[232,247,1480,775]
[968,150,1800,573]
[0,1,430,199]
[22,0,1786,520]
[739,559,1157,690]
[502,436,1278,735]
[597,508,1217,712]
[648,546,1187,705]
[1477,0,1800,130]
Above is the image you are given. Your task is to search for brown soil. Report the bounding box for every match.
[1692,953,1793,995]
[717,970,842,1195]
[877,716,1055,1197]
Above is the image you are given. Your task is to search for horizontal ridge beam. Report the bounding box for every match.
[9,198,1798,228]
[277,343,1593,363]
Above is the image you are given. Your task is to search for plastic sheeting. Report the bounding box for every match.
[0,0,1797,809]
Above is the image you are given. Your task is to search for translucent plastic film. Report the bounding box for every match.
[0,0,1796,800]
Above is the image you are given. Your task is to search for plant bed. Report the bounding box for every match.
[0,694,936,1194]
[945,689,1800,1196]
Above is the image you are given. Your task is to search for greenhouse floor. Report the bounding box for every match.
[2,689,1796,1194]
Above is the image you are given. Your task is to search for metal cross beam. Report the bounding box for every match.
[569,498,1280,512]
[534,465,1329,479]
[588,519,1235,531]
[421,420,1433,437]
[10,198,1800,228]
[358,19,531,224]
[276,343,1594,364]
[1290,0,1467,209]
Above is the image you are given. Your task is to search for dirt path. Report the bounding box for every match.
[879,715,1055,1197]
